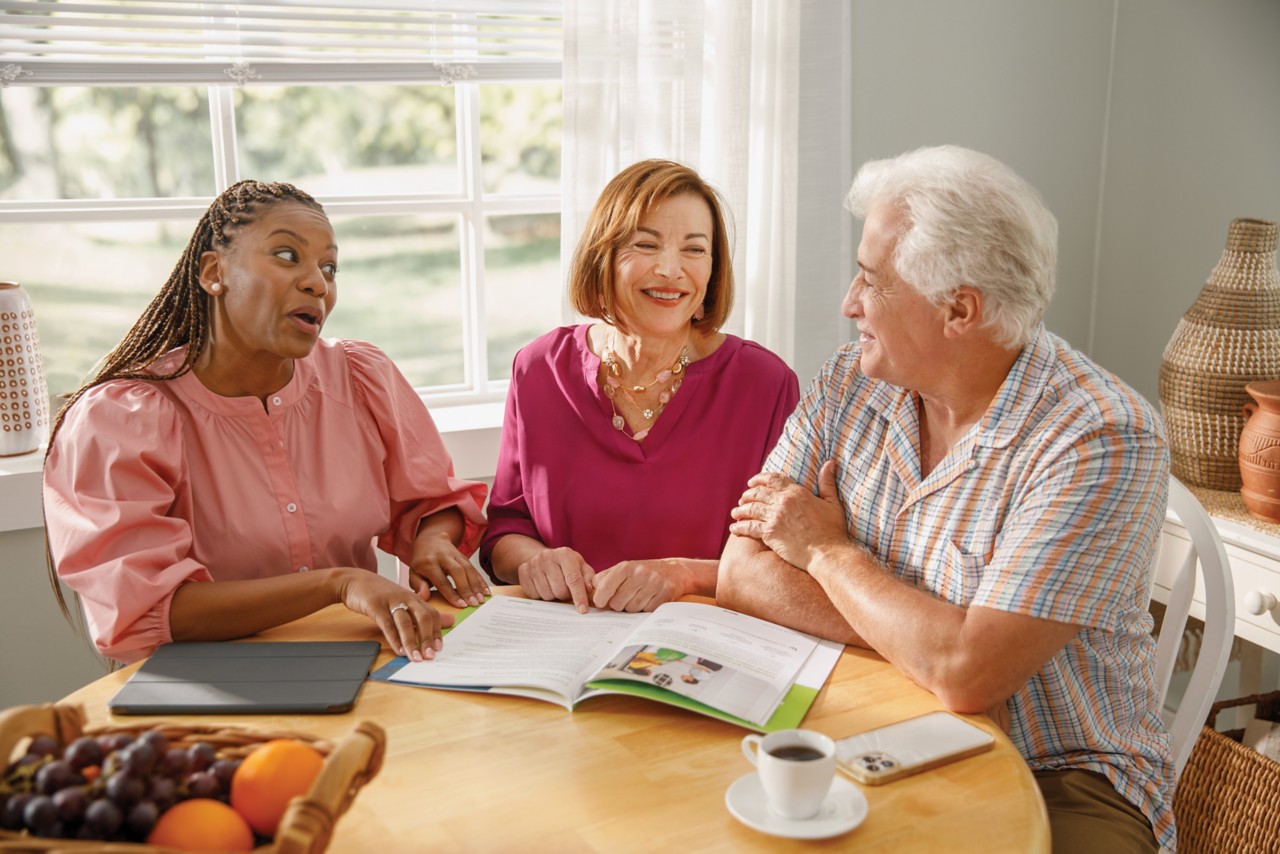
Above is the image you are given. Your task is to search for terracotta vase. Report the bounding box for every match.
[1240,380,1280,521]
[1160,217,1280,490]
[0,281,50,456]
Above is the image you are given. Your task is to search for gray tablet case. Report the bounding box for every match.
[108,641,381,715]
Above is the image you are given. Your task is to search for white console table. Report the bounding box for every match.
[1155,486,1280,698]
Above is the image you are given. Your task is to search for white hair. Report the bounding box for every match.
[844,145,1058,348]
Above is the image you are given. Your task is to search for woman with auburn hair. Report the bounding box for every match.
[481,159,798,612]
[43,180,488,663]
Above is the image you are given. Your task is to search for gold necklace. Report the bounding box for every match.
[601,344,690,442]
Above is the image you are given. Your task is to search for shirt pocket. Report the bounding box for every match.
[934,539,988,605]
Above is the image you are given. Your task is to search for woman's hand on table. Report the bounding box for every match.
[591,560,688,612]
[409,509,490,608]
[408,536,490,608]
[516,547,597,613]
[336,570,454,662]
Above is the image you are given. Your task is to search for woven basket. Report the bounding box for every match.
[1159,217,1280,491]
[1173,691,1280,854]
[0,704,385,853]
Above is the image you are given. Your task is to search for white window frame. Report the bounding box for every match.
[0,2,564,408]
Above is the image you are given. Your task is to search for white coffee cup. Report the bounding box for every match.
[741,728,837,820]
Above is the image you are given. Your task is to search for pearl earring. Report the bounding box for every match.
[209,282,221,293]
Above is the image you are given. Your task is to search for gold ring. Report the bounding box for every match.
[389,602,409,616]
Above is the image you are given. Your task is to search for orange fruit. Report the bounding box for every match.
[146,798,254,852]
[230,738,325,836]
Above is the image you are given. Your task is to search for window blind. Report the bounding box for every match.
[0,0,563,86]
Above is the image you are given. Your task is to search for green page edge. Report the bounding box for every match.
[442,604,479,632]
[584,678,821,733]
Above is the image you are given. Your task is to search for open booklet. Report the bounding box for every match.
[377,596,843,732]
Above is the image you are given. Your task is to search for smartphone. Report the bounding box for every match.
[835,710,995,785]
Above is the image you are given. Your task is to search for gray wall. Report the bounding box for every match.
[822,0,1280,405]
[0,527,110,707]
[847,0,1115,355]
[793,1,856,384]
[1094,0,1280,402]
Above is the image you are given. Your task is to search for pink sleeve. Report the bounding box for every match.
[343,340,488,561]
[41,382,213,663]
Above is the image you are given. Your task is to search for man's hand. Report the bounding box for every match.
[728,460,849,570]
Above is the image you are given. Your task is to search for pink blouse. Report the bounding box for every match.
[480,325,799,573]
[43,339,487,662]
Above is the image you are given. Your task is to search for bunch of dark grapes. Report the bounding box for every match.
[0,729,241,843]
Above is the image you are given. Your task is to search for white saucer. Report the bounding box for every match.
[725,772,868,840]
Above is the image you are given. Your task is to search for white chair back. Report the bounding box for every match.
[1153,477,1235,777]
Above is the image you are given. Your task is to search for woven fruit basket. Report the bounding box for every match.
[0,703,385,853]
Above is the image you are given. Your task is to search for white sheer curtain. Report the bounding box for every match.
[561,0,801,362]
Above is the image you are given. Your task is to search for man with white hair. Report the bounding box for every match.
[718,145,1173,852]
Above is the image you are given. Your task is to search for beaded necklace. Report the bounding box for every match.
[601,342,690,442]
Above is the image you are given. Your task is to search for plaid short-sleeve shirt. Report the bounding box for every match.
[766,326,1175,850]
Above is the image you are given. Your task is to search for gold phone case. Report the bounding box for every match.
[835,710,995,785]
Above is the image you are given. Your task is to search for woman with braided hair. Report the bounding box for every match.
[42,180,488,664]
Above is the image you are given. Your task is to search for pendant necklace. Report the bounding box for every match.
[601,340,690,442]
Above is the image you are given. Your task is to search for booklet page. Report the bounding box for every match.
[589,601,819,725]
[390,598,646,699]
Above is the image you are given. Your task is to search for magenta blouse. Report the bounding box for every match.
[480,325,799,573]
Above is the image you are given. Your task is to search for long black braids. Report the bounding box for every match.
[43,179,325,626]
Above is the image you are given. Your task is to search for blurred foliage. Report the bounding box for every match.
[233,85,458,182]
[479,82,562,191]
[0,86,214,198]
[0,81,561,198]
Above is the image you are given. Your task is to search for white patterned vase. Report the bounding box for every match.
[1159,218,1280,490]
[0,281,50,456]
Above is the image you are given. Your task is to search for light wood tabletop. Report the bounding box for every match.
[61,590,1049,853]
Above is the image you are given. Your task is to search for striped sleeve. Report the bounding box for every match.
[973,420,1169,631]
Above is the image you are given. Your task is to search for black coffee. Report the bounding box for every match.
[768,745,825,762]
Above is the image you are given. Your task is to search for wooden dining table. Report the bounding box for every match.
[62,590,1049,852]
